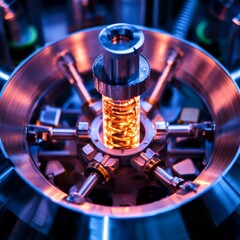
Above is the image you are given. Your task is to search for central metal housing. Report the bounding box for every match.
[93,23,149,100]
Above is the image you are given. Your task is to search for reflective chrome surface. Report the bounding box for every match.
[0,26,240,239]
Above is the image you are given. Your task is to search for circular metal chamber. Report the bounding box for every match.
[0,25,240,239]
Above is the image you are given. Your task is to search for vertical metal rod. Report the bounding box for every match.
[172,0,198,39]
[67,0,83,32]
[152,0,160,28]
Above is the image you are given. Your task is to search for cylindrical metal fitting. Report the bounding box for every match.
[93,23,150,100]
[99,23,144,83]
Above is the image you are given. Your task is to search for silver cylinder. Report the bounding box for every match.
[99,23,144,83]
[93,23,150,99]
[51,128,76,141]
[77,172,99,198]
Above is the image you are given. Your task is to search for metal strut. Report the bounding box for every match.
[141,49,182,116]
[131,148,199,194]
[58,52,102,116]
[26,123,90,143]
[67,153,119,204]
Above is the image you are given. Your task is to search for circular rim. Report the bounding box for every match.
[99,23,145,57]
[90,114,155,158]
[0,25,239,225]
